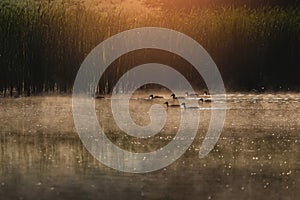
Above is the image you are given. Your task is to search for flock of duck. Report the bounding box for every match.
[94,91,214,110]
[148,91,213,110]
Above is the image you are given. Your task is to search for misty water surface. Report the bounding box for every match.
[0,93,299,199]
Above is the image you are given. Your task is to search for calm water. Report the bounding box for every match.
[0,93,299,199]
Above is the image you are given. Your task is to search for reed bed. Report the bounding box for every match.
[0,0,299,96]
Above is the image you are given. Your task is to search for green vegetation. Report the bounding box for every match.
[0,0,299,96]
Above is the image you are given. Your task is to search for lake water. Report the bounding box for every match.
[0,93,299,199]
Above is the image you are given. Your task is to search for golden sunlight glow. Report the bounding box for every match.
[83,0,153,14]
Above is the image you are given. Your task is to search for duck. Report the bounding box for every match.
[199,98,212,103]
[171,93,185,100]
[203,91,210,96]
[180,102,200,110]
[149,94,163,99]
[164,102,180,107]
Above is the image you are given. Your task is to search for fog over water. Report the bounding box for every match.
[0,93,299,199]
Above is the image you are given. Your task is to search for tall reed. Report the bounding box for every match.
[0,1,299,96]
